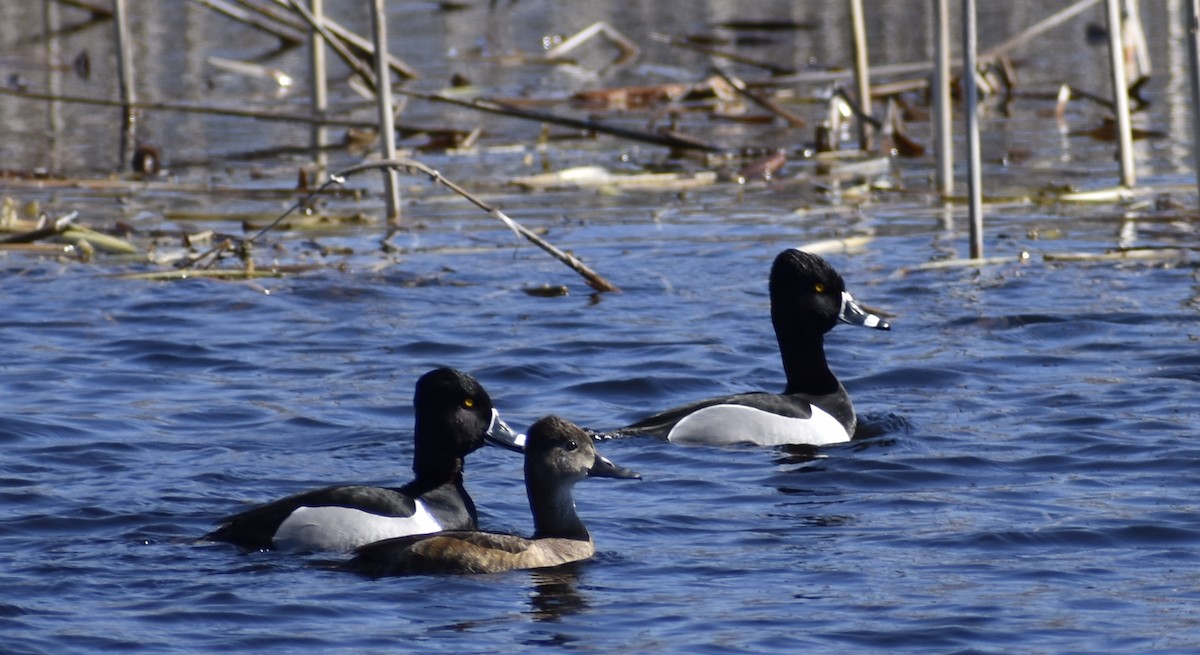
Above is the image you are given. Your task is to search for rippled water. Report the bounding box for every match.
[4,222,1199,653]
[4,1,1200,653]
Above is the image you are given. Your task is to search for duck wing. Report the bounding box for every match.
[204,485,420,552]
[615,392,815,439]
[346,531,534,576]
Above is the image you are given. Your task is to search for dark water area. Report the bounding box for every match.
[3,1,1200,654]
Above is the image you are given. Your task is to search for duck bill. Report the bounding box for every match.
[589,453,641,480]
[838,291,890,330]
[484,409,527,452]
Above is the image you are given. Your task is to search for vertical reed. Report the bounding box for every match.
[1106,0,1137,187]
[370,0,401,224]
[848,0,873,151]
[962,0,984,259]
[111,0,137,171]
[309,0,328,175]
[1187,0,1200,199]
[932,0,953,198]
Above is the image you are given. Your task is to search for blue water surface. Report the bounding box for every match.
[3,1,1200,653]
[2,211,1199,654]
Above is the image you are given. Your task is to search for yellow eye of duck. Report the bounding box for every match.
[814,282,826,293]
[463,398,475,409]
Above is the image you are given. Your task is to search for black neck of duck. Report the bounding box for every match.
[527,477,589,541]
[405,454,465,495]
[774,320,840,396]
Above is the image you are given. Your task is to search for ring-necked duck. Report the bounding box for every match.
[342,415,640,576]
[614,249,889,447]
[203,368,525,552]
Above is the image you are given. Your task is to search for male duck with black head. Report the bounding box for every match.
[615,249,890,447]
[344,415,640,576]
[203,368,525,553]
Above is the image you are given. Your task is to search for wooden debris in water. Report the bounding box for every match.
[898,252,1033,274]
[206,56,294,88]
[799,236,878,256]
[1042,248,1193,263]
[0,208,140,258]
[190,0,304,45]
[541,22,639,71]
[1049,186,1138,203]
[523,284,570,298]
[511,166,717,191]
[711,67,805,128]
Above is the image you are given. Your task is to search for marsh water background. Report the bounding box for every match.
[2,2,1200,653]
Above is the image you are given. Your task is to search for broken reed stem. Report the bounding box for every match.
[369,0,402,224]
[287,0,379,91]
[394,88,721,153]
[711,67,805,127]
[111,0,136,172]
[979,0,1101,64]
[189,0,304,44]
[49,0,111,17]
[648,33,797,76]
[276,0,420,80]
[236,159,619,293]
[0,86,375,128]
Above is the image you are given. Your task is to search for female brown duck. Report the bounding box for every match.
[344,415,640,576]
